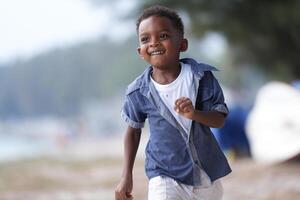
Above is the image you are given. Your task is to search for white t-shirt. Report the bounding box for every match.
[151,62,216,189]
[151,62,196,134]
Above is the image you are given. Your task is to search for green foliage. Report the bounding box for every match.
[0,37,144,118]
[139,0,300,80]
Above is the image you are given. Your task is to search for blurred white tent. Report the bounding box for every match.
[246,81,300,162]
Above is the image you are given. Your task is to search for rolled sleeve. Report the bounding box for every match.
[121,109,145,128]
[211,103,229,116]
[121,94,146,128]
[210,74,229,116]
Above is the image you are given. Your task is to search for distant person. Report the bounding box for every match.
[115,5,231,200]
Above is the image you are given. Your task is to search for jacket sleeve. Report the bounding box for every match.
[121,92,147,129]
[209,72,229,116]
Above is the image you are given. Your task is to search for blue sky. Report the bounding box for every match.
[0,0,227,65]
[0,0,136,63]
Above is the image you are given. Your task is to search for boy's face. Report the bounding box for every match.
[137,16,187,70]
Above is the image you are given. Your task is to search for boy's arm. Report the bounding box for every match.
[115,126,141,200]
[174,97,225,128]
[189,110,225,128]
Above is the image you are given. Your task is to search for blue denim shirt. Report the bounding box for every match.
[121,58,231,186]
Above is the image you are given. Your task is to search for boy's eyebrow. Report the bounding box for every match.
[159,29,172,33]
[138,32,149,37]
[139,28,172,36]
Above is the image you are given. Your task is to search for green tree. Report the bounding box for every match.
[0,37,144,118]
[138,0,300,80]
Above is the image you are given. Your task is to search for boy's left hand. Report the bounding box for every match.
[174,97,195,119]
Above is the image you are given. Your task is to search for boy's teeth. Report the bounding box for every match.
[151,51,163,55]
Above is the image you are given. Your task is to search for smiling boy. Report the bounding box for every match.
[115,5,231,200]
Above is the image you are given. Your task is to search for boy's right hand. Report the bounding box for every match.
[115,176,133,200]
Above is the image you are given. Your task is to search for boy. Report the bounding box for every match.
[115,5,231,200]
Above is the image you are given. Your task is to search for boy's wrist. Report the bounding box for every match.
[121,171,133,179]
[188,109,196,120]
[190,109,200,120]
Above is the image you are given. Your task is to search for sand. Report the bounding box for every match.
[0,137,299,200]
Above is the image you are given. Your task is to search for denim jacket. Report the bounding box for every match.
[121,58,231,186]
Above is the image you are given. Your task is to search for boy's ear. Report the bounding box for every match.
[137,47,144,59]
[180,38,188,52]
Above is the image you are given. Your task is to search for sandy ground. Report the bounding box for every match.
[0,137,299,200]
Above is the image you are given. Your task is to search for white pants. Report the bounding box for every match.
[148,176,223,200]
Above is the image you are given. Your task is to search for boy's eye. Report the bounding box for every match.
[160,33,169,39]
[140,37,149,43]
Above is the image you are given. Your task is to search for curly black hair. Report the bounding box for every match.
[136,5,184,36]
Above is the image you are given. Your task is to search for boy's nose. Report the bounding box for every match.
[150,38,160,47]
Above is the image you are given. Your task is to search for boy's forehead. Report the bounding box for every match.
[138,16,177,34]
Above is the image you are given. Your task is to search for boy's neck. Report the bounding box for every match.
[151,62,181,85]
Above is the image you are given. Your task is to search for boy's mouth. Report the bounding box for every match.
[149,50,164,56]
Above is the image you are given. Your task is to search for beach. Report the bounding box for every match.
[0,136,299,200]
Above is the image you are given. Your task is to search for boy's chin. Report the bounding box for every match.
[149,59,169,68]
[150,62,166,69]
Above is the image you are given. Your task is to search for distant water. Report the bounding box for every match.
[0,136,54,162]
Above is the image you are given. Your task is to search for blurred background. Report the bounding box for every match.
[0,0,299,199]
